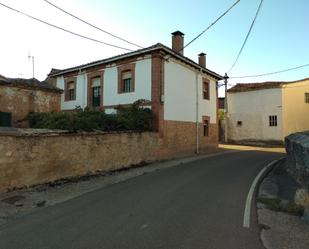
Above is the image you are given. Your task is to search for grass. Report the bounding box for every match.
[257,197,304,216]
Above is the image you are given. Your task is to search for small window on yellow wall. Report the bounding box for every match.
[305,93,309,103]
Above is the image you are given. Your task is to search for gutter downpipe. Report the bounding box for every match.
[195,69,200,154]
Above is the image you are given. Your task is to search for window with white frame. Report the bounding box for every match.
[269,115,277,127]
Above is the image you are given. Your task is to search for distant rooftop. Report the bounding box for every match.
[0,77,63,93]
[228,77,309,93]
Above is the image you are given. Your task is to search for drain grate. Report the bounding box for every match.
[1,195,25,205]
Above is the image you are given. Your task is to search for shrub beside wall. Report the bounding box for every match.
[27,100,154,132]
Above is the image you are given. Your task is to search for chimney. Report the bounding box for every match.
[198,52,206,68]
[171,31,185,55]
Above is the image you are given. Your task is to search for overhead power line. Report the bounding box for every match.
[230,63,309,79]
[43,0,143,49]
[227,0,264,73]
[179,0,240,53]
[0,2,134,51]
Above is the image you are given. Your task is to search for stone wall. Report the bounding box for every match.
[285,132,309,190]
[0,132,158,193]
[0,119,219,193]
[157,120,218,158]
[0,85,61,127]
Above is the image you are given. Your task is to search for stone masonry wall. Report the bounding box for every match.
[0,85,61,127]
[0,132,158,193]
[285,132,309,190]
[0,119,219,193]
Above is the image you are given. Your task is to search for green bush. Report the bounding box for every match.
[27,100,154,132]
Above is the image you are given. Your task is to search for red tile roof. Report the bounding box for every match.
[48,43,223,80]
[228,77,309,93]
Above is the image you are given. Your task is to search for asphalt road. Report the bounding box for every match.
[0,150,282,249]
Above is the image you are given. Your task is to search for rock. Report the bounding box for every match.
[259,177,279,199]
[15,202,23,207]
[285,132,309,191]
[303,208,309,224]
[294,188,309,208]
[36,200,46,207]
[5,151,13,157]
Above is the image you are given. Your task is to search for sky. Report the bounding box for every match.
[0,0,308,96]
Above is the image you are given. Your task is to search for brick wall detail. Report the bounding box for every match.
[151,51,165,135]
[157,120,218,158]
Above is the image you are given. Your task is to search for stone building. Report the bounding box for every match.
[0,76,63,127]
[48,31,223,157]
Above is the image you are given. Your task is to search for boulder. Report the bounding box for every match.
[285,132,309,191]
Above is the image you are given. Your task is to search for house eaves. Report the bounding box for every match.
[48,43,223,80]
[228,77,309,93]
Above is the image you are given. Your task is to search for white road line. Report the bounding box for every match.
[243,158,281,228]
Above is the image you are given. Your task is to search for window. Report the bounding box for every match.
[68,83,75,100]
[122,71,133,93]
[203,79,210,100]
[87,72,104,108]
[269,115,277,127]
[203,119,209,137]
[237,121,242,126]
[65,80,76,101]
[305,93,309,103]
[118,64,135,94]
[91,77,101,107]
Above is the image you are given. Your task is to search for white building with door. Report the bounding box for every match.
[227,78,309,145]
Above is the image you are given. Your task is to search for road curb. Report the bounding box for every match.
[243,157,286,228]
[255,157,286,196]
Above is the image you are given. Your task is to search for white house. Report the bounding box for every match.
[227,78,309,145]
[48,31,222,157]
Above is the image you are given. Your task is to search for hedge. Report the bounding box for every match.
[27,100,154,132]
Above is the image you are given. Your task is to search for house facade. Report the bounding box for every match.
[227,78,309,145]
[0,76,62,127]
[48,31,222,157]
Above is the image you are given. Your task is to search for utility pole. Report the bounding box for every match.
[223,73,229,143]
[28,52,35,78]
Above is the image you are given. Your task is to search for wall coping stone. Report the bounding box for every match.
[0,127,154,137]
